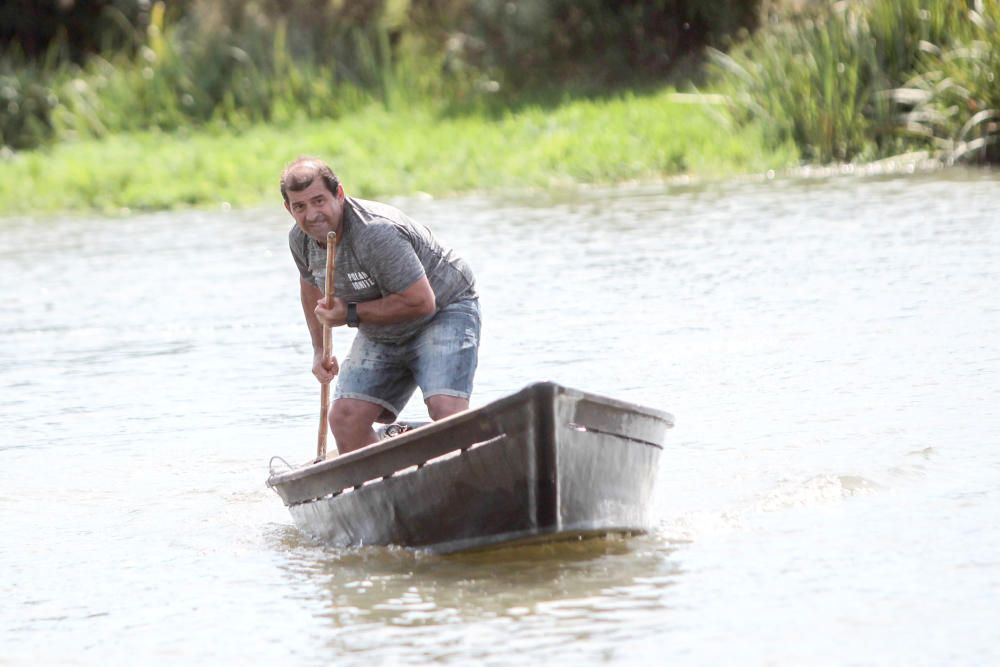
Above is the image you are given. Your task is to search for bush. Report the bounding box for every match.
[0,53,59,150]
[413,0,761,95]
[0,0,154,62]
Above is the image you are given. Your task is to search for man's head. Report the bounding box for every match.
[281,157,345,243]
[280,157,340,204]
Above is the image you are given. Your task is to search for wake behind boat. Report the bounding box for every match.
[267,381,674,554]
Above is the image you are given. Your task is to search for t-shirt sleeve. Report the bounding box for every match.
[288,227,316,286]
[358,223,426,294]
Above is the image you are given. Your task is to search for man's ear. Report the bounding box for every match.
[336,183,345,201]
[284,200,291,214]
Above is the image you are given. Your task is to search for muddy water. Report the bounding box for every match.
[2,169,999,665]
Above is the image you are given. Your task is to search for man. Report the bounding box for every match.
[281,157,480,456]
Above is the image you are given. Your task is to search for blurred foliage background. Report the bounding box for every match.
[0,0,760,151]
[1,0,997,165]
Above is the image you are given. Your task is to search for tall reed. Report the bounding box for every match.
[710,3,886,162]
[888,0,1000,162]
[712,0,1000,164]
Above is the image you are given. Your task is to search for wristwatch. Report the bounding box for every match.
[346,302,360,328]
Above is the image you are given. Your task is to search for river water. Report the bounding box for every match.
[2,169,999,665]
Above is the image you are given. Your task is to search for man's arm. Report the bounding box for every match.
[356,275,435,324]
[314,275,436,327]
[301,277,338,383]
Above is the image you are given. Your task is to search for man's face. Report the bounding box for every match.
[285,177,344,243]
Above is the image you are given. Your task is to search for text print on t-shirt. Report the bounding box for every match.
[349,271,375,290]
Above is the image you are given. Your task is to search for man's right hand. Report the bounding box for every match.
[313,352,339,384]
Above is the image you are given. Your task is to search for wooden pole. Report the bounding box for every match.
[317,231,337,461]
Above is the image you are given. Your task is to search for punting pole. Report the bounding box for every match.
[317,231,337,461]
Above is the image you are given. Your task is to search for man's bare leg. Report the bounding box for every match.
[425,395,469,421]
[330,398,384,455]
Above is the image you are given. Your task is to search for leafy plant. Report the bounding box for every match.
[711,0,1000,164]
[888,0,1000,163]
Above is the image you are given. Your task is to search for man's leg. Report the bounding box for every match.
[425,395,469,421]
[331,330,413,456]
[330,398,385,455]
[414,299,480,423]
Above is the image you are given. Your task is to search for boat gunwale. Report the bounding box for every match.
[267,381,673,491]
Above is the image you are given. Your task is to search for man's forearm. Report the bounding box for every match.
[355,292,433,324]
[312,275,437,328]
[354,276,436,325]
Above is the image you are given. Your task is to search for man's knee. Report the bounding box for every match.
[426,395,469,421]
[330,399,381,446]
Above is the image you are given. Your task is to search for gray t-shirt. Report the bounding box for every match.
[290,197,477,342]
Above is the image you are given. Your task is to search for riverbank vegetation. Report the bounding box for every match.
[712,0,1000,163]
[0,1,758,151]
[1,0,997,214]
[0,90,795,213]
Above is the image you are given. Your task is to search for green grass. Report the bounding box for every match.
[0,88,798,215]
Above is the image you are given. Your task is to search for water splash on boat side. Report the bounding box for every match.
[657,471,884,542]
[752,473,883,511]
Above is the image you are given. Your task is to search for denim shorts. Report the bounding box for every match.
[334,298,481,422]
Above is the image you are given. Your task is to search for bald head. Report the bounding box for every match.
[280,157,340,204]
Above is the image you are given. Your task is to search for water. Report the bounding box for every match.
[2,170,999,665]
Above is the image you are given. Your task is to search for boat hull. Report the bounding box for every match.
[268,382,672,554]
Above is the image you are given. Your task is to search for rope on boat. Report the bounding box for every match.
[268,456,295,476]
